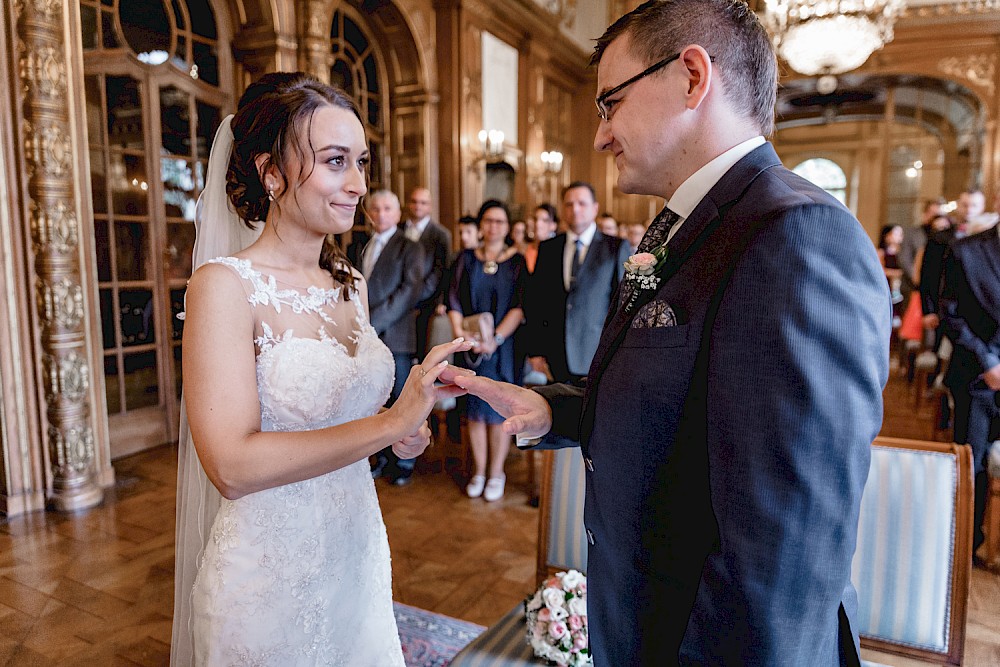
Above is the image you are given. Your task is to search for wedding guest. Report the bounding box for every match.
[941,213,1000,564]
[448,200,528,501]
[525,182,628,384]
[509,219,530,255]
[878,224,904,311]
[598,211,619,237]
[403,186,452,359]
[624,220,646,255]
[458,215,481,250]
[352,190,428,486]
[524,203,559,272]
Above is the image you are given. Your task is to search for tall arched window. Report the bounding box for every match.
[330,9,389,189]
[792,158,848,205]
[81,0,230,455]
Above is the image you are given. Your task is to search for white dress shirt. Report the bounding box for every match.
[563,222,598,291]
[404,216,430,242]
[364,226,397,278]
[665,136,766,242]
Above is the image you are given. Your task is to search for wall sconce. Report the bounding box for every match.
[540,151,563,174]
[478,129,505,159]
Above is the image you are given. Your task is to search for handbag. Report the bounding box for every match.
[899,293,923,341]
[462,312,496,365]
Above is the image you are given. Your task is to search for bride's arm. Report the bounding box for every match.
[183,263,468,500]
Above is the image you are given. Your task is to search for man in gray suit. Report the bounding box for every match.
[526,181,628,383]
[350,190,426,485]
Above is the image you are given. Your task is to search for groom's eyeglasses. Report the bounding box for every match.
[595,52,714,122]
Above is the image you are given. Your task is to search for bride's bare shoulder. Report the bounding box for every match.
[185,261,253,320]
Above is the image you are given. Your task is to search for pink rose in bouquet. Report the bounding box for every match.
[524,569,591,666]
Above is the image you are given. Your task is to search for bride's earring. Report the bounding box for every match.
[267,189,275,202]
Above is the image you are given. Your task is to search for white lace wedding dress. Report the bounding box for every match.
[189,257,405,666]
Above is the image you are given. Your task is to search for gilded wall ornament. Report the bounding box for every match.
[901,0,1000,18]
[44,351,90,404]
[23,121,72,178]
[938,54,996,97]
[48,424,96,476]
[13,0,63,21]
[19,45,67,100]
[30,200,79,255]
[38,276,85,330]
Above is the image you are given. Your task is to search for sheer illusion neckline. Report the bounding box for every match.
[211,256,367,359]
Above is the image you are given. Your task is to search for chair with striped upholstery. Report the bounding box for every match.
[449,446,588,666]
[853,436,973,666]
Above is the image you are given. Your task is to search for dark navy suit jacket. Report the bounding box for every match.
[526,231,628,380]
[940,228,1000,469]
[535,143,890,665]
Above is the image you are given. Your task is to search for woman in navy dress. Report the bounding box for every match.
[448,200,527,502]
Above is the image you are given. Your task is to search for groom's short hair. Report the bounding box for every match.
[591,0,777,136]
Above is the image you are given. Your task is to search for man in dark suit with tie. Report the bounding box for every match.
[348,189,427,485]
[401,186,453,358]
[526,182,628,383]
[455,1,890,664]
[940,220,1000,563]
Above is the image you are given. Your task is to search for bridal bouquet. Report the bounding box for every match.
[524,569,591,666]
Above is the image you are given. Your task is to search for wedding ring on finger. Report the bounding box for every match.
[417,366,428,378]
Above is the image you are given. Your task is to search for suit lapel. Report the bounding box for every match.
[372,232,401,276]
[580,143,783,446]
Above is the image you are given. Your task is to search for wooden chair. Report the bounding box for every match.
[449,446,587,666]
[854,436,973,666]
[984,441,1000,568]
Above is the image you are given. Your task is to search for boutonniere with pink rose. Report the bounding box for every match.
[622,241,669,309]
[524,569,591,666]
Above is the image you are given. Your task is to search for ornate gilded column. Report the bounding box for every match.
[14,0,103,511]
[301,0,332,83]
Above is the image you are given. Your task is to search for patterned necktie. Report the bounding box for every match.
[637,207,681,253]
[569,239,584,289]
[620,207,681,308]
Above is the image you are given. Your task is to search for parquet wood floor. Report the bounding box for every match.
[1,368,998,665]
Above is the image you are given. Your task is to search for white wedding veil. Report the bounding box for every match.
[170,115,261,665]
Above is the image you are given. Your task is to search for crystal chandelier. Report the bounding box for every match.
[762,0,905,77]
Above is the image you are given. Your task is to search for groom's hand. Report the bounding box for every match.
[452,376,552,438]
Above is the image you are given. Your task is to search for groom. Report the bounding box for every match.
[456,1,890,664]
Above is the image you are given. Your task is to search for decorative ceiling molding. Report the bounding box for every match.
[937,53,996,96]
[899,0,1000,18]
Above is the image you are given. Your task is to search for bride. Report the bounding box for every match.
[170,72,472,665]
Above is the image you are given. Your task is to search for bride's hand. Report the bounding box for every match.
[392,423,432,460]
[387,337,474,435]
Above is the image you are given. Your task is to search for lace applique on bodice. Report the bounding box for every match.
[190,257,403,666]
[207,256,394,431]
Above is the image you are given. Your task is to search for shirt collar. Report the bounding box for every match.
[667,136,765,219]
[373,226,397,243]
[567,222,598,246]
[407,216,431,232]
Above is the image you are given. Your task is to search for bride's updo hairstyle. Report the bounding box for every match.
[227,72,360,296]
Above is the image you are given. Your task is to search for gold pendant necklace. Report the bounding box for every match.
[481,245,507,275]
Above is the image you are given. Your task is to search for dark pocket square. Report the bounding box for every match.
[631,299,677,329]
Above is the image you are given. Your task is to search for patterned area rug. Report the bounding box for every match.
[395,602,486,667]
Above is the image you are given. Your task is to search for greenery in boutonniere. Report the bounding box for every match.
[622,240,669,310]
